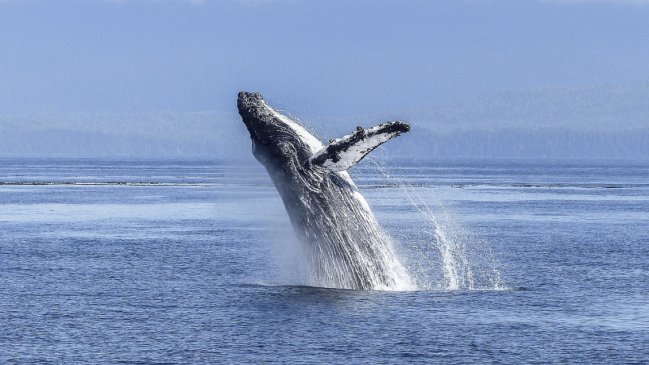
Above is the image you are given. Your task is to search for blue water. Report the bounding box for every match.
[1,158,648,363]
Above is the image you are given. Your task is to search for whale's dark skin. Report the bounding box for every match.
[237,92,411,290]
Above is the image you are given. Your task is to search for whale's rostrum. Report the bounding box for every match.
[237,91,413,290]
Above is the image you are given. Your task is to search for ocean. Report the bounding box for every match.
[1,158,648,363]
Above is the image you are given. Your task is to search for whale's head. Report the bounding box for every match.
[237,92,323,172]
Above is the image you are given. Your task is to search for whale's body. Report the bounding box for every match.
[237,92,412,290]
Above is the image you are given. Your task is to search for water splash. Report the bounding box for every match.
[368,157,505,291]
[263,154,503,291]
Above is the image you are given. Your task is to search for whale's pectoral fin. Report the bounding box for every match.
[309,121,411,172]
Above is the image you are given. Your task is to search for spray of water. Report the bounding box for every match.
[367,157,505,291]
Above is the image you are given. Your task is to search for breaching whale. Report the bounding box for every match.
[237,92,413,290]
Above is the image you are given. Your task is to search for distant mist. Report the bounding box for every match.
[398,127,649,160]
[396,85,649,159]
[1,86,648,160]
[0,111,250,159]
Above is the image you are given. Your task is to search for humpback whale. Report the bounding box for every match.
[237,92,413,290]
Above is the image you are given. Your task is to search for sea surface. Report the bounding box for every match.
[1,158,648,364]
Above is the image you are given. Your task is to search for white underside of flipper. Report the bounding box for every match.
[310,122,410,172]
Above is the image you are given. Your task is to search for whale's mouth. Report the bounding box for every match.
[237,91,289,148]
[237,91,270,141]
[237,91,264,110]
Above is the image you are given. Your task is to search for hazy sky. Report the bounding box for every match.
[2,0,649,117]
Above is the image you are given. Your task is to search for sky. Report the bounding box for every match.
[1,0,648,158]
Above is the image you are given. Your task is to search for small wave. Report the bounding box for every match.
[240,282,358,291]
